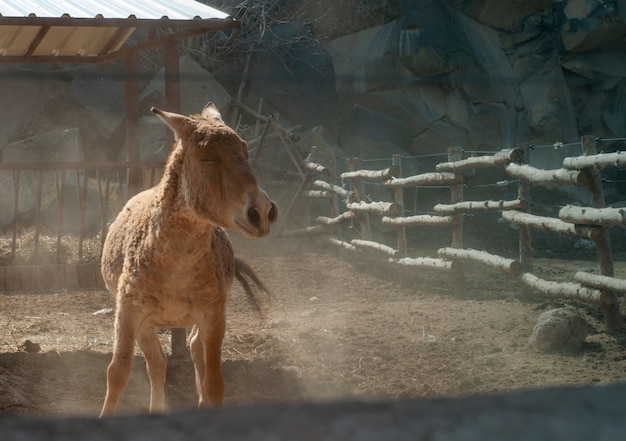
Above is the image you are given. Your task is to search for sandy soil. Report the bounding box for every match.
[1,237,626,417]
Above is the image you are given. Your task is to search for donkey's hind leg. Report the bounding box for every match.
[136,324,167,413]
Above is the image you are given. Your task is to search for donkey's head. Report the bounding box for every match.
[152,103,278,238]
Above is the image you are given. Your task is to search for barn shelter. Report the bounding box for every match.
[0,0,239,291]
[0,0,239,190]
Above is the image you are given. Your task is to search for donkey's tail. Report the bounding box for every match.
[234,256,271,318]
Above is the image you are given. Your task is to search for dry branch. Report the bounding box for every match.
[341,165,399,181]
[574,272,626,297]
[434,199,524,215]
[347,201,403,216]
[436,148,524,172]
[382,214,454,227]
[559,205,626,227]
[505,163,590,186]
[563,151,626,170]
[351,239,399,257]
[438,247,522,275]
[391,256,453,271]
[316,211,357,226]
[519,273,603,304]
[312,180,351,198]
[502,210,602,240]
[384,172,461,189]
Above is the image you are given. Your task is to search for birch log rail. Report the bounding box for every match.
[574,271,626,296]
[382,214,454,227]
[384,172,460,188]
[559,205,626,227]
[312,180,352,198]
[316,211,357,227]
[340,165,399,181]
[347,201,403,216]
[563,151,626,170]
[434,199,524,215]
[438,247,522,276]
[391,256,454,271]
[505,163,591,186]
[520,273,603,304]
[351,239,399,257]
[303,160,329,176]
[436,148,524,172]
[304,190,331,199]
[328,237,357,251]
[502,210,603,240]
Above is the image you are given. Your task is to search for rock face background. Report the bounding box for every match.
[2,0,626,225]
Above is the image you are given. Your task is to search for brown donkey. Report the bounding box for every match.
[99,103,278,416]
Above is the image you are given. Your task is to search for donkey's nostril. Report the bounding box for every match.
[247,206,261,228]
[268,202,278,224]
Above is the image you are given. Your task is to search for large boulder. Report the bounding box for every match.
[528,307,589,353]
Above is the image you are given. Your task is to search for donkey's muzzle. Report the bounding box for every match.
[237,192,278,238]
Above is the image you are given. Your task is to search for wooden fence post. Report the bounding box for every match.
[448,146,466,298]
[580,135,622,331]
[517,143,533,298]
[346,157,372,240]
[392,154,407,256]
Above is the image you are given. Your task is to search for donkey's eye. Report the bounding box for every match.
[201,158,219,165]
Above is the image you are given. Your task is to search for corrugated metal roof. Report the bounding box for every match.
[0,0,229,20]
[0,0,234,60]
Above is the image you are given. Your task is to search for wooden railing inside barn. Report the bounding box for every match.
[0,161,164,291]
[282,135,626,332]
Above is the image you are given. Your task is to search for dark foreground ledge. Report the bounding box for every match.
[2,383,625,440]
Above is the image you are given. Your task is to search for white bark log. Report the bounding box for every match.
[327,237,356,251]
[502,210,602,240]
[351,239,399,257]
[559,205,626,226]
[506,163,590,187]
[438,247,522,275]
[436,149,524,172]
[304,190,330,199]
[347,201,403,216]
[520,273,603,304]
[574,272,626,297]
[563,151,626,170]
[341,165,399,181]
[316,211,357,226]
[312,180,352,198]
[434,199,523,215]
[382,214,454,227]
[391,256,453,271]
[384,172,461,189]
[303,161,328,176]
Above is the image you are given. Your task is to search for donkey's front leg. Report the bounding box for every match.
[100,305,143,417]
[136,324,167,413]
[190,312,226,408]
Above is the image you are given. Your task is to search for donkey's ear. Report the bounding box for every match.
[151,107,190,139]
[201,102,223,122]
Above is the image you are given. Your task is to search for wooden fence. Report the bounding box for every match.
[0,161,163,291]
[282,135,626,332]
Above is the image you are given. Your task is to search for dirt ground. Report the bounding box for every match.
[1,236,626,417]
